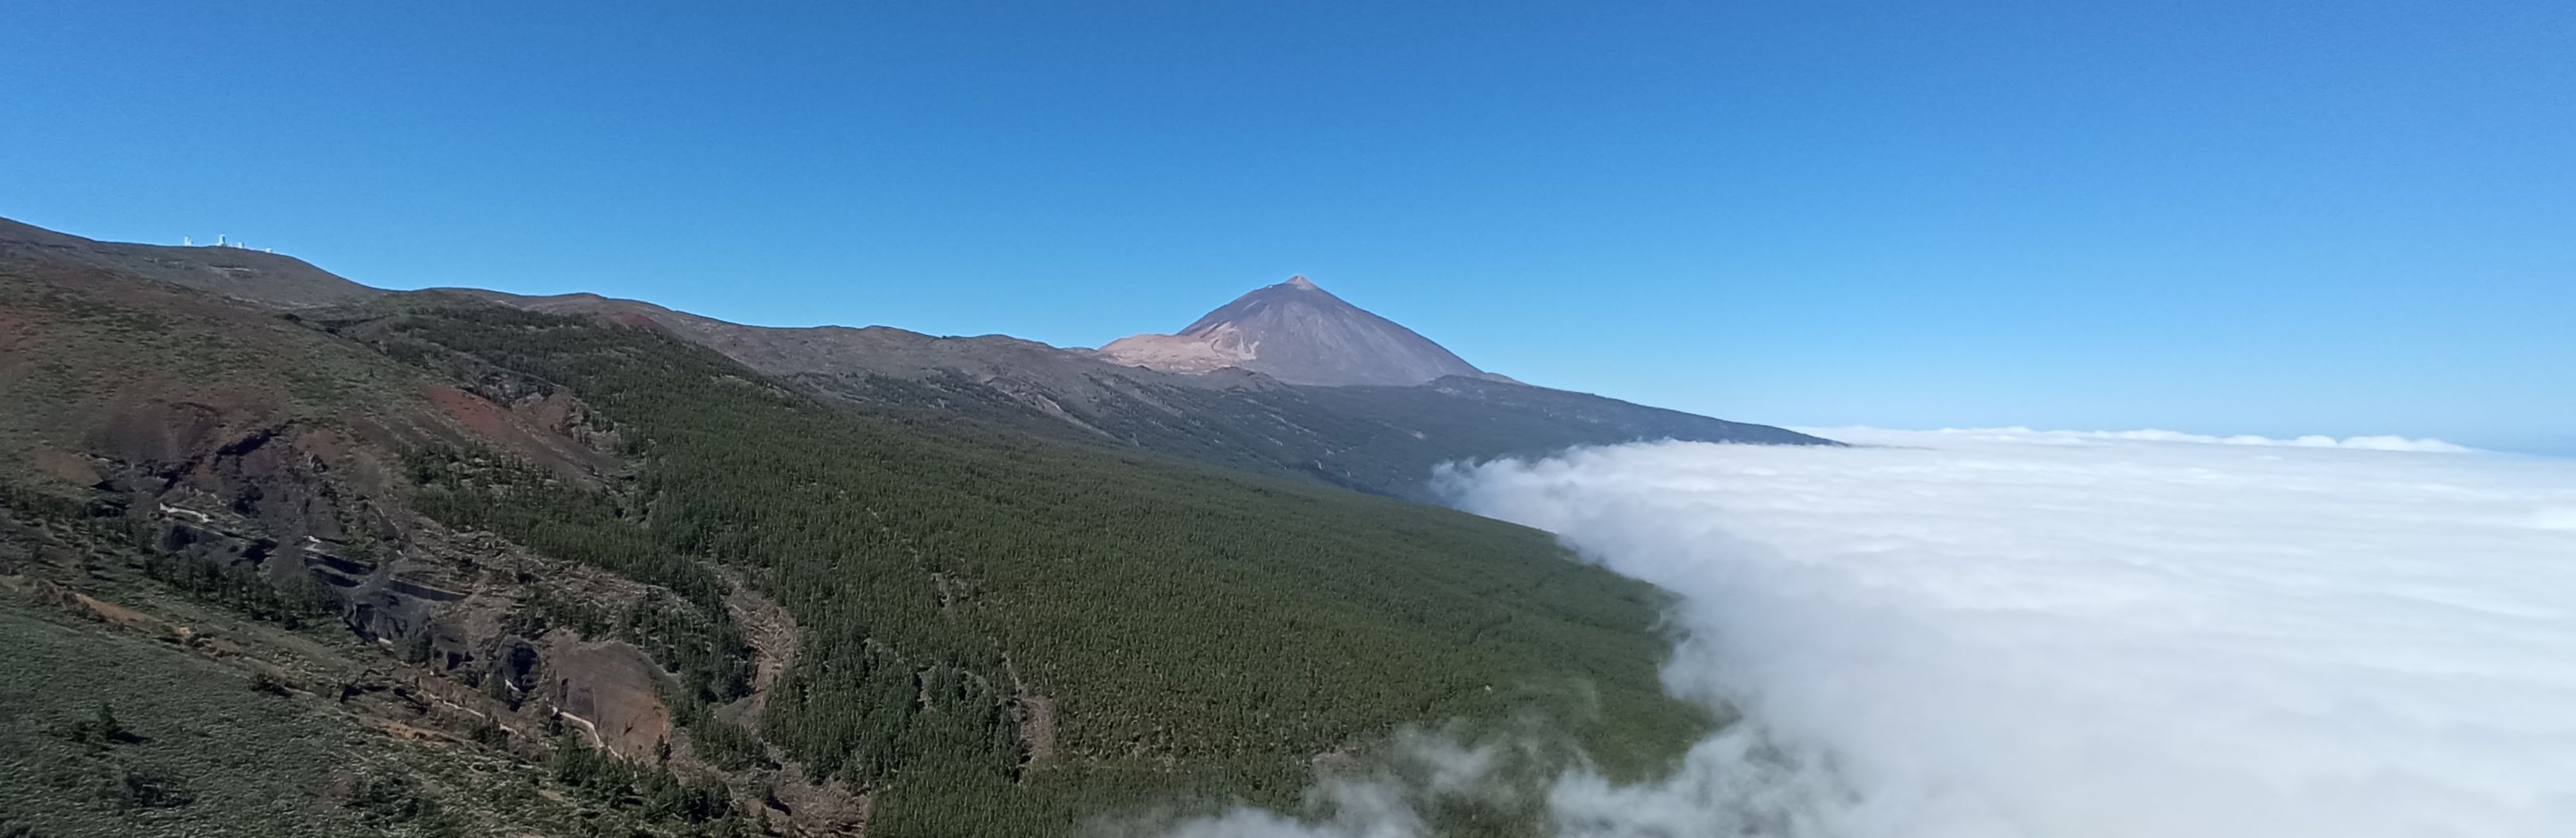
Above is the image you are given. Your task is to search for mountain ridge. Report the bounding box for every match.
[0,218,1836,502]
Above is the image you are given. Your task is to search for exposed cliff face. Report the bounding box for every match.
[1098,276,1507,386]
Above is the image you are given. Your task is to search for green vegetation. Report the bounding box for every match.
[403,449,753,704]
[367,303,1710,835]
[138,550,339,629]
[546,735,736,827]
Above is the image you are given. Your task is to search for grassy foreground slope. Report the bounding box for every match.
[0,596,665,838]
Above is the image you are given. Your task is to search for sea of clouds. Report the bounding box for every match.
[1136,427,2576,837]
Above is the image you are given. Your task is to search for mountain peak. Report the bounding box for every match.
[1097,277,1504,386]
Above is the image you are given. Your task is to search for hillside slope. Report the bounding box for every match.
[2,219,1712,836]
[0,218,383,308]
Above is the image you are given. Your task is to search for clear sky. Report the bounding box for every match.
[4,2,2569,453]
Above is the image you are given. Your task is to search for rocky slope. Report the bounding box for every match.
[1,230,814,835]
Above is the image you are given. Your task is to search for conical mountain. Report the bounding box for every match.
[1098,276,1504,386]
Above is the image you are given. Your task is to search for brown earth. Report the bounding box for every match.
[1001,654,1058,774]
[421,385,624,482]
[28,449,97,486]
[715,583,799,729]
[541,636,677,760]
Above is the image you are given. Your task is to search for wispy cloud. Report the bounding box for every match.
[1801,425,2477,452]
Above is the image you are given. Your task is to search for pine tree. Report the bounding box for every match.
[402,625,435,665]
[93,702,126,744]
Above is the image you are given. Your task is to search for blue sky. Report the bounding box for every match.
[4,2,2569,453]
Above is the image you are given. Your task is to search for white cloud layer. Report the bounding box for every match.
[1128,428,2576,837]
[1444,429,2576,838]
